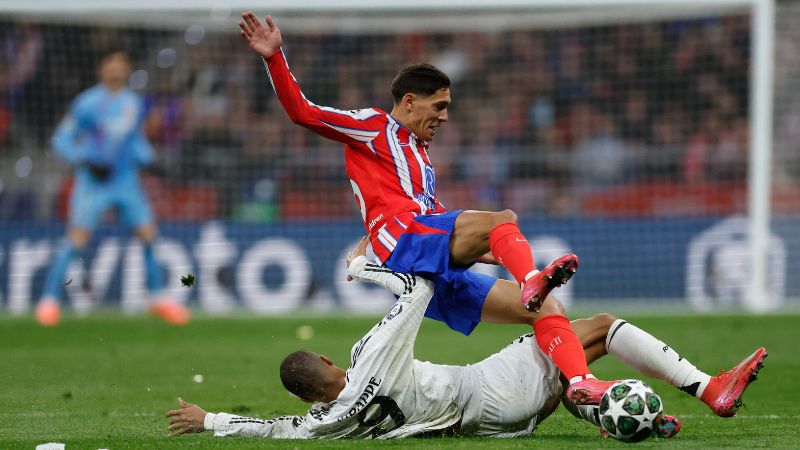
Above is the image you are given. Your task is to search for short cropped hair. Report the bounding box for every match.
[280,350,325,400]
[391,63,451,104]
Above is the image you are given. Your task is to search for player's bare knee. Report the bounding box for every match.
[538,295,566,317]
[71,235,89,248]
[135,225,157,242]
[592,313,618,329]
[492,209,518,226]
[592,313,619,327]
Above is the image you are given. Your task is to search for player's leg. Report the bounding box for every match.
[37,228,91,326]
[604,318,766,417]
[36,182,106,326]
[569,313,618,363]
[41,228,91,301]
[570,313,766,417]
[480,279,613,405]
[122,185,190,325]
[121,186,164,295]
[450,209,577,311]
[133,223,163,293]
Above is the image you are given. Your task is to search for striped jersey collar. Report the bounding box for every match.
[386,114,429,148]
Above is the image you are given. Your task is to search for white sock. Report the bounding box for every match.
[568,374,596,385]
[606,319,712,398]
[562,400,601,426]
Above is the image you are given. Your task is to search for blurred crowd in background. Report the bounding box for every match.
[1,11,799,223]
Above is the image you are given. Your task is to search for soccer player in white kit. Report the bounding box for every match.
[166,240,766,440]
[168,255,566,439]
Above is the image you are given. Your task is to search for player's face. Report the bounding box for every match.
[99,53,132,91]
[409,88,450,142]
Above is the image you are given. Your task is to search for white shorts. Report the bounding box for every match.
[466,334,564,437]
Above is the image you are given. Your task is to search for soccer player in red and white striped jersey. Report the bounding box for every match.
[240,11,611,404]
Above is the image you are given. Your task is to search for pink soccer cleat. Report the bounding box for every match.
[653,414,681,438]
[35,299,61,327]
[567,377,616,405]
[149,298,191,326]
[700,347,767,417]
[520,253,579,312]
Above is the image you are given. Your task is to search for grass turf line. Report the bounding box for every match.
[0,313,798,449]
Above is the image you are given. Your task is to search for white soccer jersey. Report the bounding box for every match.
[205,262,471,439]
[204,257,562,439]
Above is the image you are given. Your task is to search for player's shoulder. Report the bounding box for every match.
[73,85,103,106]
[70,85,104,117]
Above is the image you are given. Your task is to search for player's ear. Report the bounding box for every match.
[319,355,334,366]
[402,93,416,111]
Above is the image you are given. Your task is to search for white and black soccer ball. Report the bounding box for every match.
[598,379,663,443]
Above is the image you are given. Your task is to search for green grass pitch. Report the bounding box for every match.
[1,312,798,449]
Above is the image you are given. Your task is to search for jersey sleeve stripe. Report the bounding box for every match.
[320,122,380,143]
[315,106,382,120]
[318,122,380,136]
[386,120,414,199]
[282,52,307,97]
[408,136,429,195]
[265,49,301,95]
[263,58,276,94]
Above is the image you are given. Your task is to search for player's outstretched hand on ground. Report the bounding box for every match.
[165,397,207,436]
[239,11,282,58]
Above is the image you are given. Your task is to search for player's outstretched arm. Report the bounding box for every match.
[238,12,282,59]
[240,12,383,146]
[166,397,309,438]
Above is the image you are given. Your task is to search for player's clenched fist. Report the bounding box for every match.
[165,397,207,436]
[239,11,282,58]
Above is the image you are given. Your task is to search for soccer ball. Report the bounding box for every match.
[598,379,663,443]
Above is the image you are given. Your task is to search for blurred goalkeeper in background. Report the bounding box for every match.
[35,50,190,327]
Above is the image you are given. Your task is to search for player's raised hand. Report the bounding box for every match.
[165,397,207,436]
[239,11,282,58]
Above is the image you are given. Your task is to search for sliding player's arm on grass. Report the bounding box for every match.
[239,11,384,146]
[166,397,310,438]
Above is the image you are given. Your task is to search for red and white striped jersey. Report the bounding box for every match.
[265,50,447,262]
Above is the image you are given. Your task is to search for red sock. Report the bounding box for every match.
[533,314,592,381]
[488,222,536,284]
